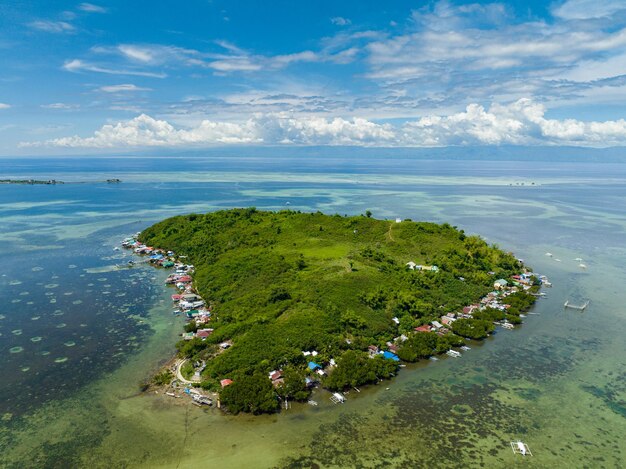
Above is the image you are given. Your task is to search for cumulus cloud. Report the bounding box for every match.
[401,99,626,146]
[22,99,626,149]
[28,20,75,33]
[24,113,393,148]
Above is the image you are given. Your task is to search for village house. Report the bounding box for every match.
[494,279,508,290]
[195,328,213,339]
[441,315,456,326]
[268,370,282,381]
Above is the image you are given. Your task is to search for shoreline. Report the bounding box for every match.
[122,234,218,408]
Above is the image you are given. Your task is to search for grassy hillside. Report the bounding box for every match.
[140,209,527,412]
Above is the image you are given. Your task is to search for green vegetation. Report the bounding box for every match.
[324,350,397,391]
[140,209,534,413]
[152,370,174,386]
[450,318,495,339]
[220,373,280,414]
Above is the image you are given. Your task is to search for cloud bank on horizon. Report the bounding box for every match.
[2,0,626,152]
[23,99,626,148]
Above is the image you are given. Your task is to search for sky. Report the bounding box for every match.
[2,0,626,155]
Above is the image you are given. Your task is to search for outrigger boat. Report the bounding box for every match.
[564,300,589,311]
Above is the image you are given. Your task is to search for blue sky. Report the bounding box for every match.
[2,0,626,154]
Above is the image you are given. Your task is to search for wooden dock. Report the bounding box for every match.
[510,441,532,456]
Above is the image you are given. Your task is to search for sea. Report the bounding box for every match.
[0,154,624,468]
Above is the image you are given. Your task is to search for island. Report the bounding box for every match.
[1,178,121,184]
[0,179,65,184]
[133,208,540,414]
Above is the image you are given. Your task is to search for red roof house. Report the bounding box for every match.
[220,379,233,388]
[269,370,282,381]
[414,325,432,332]
[196,329,213,339]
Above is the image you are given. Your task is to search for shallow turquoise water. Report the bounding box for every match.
[0,155,624,467]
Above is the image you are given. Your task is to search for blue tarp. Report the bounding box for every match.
[382,351,400,361]
[150,254,164,260]
[308,361,321,370]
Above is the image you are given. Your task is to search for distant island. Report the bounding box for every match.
[1,178,121,184]
[134,209,539,414]
[1,179,65,185]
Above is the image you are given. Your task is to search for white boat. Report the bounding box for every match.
[446,350,461,358]
[578,263,587,269]
[429,356,439,361]
[460,345,471,351]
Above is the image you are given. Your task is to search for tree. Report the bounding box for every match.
[365,210,372,218]
[276,366,310,401]
[450,318,495,339]
[324,350,397,391]
[397,332,439,362]
[220,372,280,414]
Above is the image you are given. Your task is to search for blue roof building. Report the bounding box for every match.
[382,351,400,361]
[308,361,322,371]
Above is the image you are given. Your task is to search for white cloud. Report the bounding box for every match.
[22,99,626,149]
[118,45,155,63]
[91,41,356,75]
[331,17,351,26]
[98,84,151,93]
[353,1,626,110]
[28,20,75,33]
[0,103,11,109]
[62,59,166,78]
[78,3,107,13]
[208,58,263,72]
[41,103,78,109]
[552,0,626,20]
[26,114,260,147]
[24,113,393,148]
[401,99,626,146]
